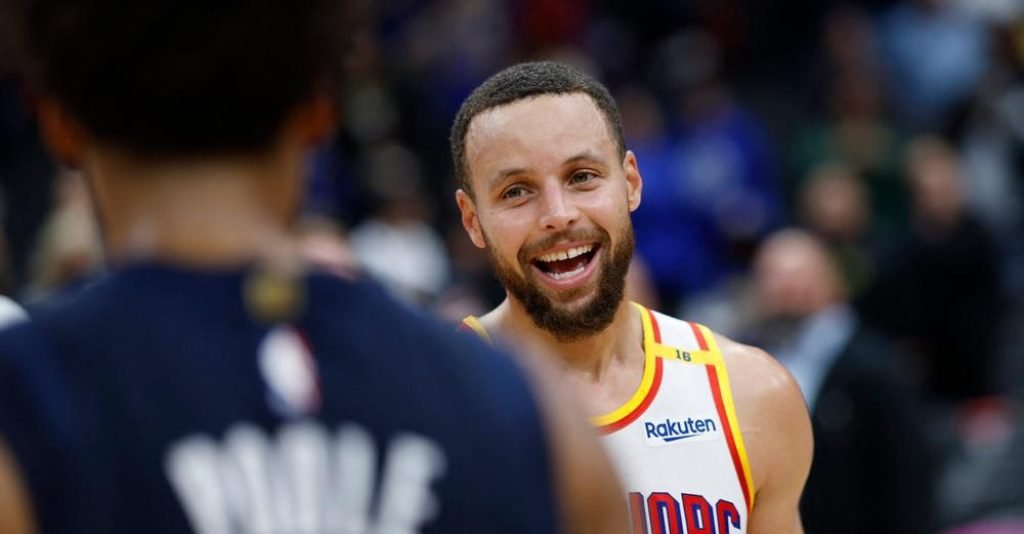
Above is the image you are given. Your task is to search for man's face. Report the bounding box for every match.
[456,93,642,341]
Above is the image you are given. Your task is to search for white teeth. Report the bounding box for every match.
[536,244,594,263]
[548,264,586,280]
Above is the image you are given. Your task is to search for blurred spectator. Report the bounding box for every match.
[303,139,361,225]
[861,136,1006,402]
[748,228,937,534]
[878,0,991,131]
[799,164,871,281]
[798,162,899,299]
[792,6,910,233]
[392,0,512,163]
[957,18,1024,296]
[822,5,883,79]
[633,29,783,311]
[792,70,910,229]
[295,215,358,279]
[349,142,450,306]
[616,83,680,306]
[581,15,639,85]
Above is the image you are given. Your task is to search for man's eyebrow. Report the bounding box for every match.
[488,167,529,189]
[563,151,607,166]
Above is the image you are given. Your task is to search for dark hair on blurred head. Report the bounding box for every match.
[1,0,346,157]
[450,61,625,196]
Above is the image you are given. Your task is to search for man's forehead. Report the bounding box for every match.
[465,93,615,174]
[468,93,607,140]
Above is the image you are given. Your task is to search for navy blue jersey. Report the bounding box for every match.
[0,263,559,533]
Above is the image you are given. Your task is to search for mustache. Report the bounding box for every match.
[517,229,609,265]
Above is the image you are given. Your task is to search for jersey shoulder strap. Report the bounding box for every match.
[633,302,717,365]
[632,303,756,511]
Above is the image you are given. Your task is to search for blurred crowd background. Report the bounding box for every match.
[2,0,1024,532]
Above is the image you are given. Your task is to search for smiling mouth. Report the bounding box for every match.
[531,243,600,280]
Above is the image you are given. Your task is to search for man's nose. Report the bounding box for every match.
[537,186,580,231]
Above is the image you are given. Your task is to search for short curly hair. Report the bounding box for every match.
[2,0,346,157]
[450,61,626,196]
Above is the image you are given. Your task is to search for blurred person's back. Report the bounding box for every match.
[0,1,626,533]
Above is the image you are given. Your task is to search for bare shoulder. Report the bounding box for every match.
[716,334,807,427]
[713,332,812,508]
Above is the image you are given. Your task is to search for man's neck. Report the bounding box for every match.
[485,297,644,382]
[82,144,302,267]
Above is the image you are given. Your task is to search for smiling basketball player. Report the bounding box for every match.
[454,61,813,534]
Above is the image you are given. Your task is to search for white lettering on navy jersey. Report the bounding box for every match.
[165,421,446,534]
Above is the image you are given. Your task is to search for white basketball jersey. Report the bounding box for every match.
[460,302,754,534]
[593,303,754,534]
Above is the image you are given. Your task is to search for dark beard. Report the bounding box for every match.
[487,225,634,342]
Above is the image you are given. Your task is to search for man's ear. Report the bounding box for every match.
[455,189,487,249]
[624,150,643,212]
[36,99,87,168]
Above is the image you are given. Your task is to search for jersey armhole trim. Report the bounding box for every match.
[591,303,662,433]
[700,324,756,513]
[459,316,493,346]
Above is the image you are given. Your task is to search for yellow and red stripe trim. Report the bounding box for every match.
[592,303,663,433]
[699,324,756,513]
[640,308,715,364]
[458,310,663,434]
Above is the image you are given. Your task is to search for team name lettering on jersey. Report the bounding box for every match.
[165,421,446,534]
[629,492,742,534]
[641,415,719,446]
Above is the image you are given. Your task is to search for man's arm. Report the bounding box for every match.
[0,438,35,534]
[719,336,813,534]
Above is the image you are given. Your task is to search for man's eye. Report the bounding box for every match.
[570,171,597,184]
[501,186,526,200]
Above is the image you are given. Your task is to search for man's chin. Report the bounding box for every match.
[532,305,616,342]
[525,288,620,340]
[532,282,598,311]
